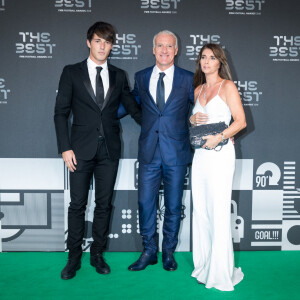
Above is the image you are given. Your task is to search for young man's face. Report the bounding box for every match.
[87,34,113,65]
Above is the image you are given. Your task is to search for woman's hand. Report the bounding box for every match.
[202,134,222,150]
[190,112,209,125]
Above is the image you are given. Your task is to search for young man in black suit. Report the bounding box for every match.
[54,21,141,280]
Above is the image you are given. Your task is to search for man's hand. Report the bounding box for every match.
[62,150,77,172]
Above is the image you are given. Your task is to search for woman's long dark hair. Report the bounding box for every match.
[194,43,232,88]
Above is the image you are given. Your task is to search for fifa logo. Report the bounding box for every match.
[111,34,141,57]
[140,0,181,10]
[186,35,222,58]
[16,32,56,56]
[0,78,10,102]
[55,0,92,8]
[270,36,300,59]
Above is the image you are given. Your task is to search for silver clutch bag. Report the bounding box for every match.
[189,122,228,150]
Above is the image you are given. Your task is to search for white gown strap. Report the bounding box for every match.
[217,79,225,95]
[196,84,204,100]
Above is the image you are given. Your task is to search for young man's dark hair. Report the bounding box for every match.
[87,21,115,44]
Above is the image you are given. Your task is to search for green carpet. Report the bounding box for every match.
[0,251,299,299]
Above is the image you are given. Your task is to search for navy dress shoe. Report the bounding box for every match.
[90,253,111,274]
[61,259,81,280]
[162,252,177,271]
[128,251,157,271]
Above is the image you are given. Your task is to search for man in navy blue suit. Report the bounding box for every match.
[128,30,194,271]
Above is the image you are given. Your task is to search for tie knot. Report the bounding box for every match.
[159,72,165,79]
[96,66,103,74]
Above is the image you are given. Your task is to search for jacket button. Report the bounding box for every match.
[97,128,100,131]
[156,130,159,133]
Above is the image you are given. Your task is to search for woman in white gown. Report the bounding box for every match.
[189,43,246,291]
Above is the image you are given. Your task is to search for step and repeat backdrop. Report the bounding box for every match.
[0,0,300,252]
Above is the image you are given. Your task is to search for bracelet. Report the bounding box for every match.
[221,132,225,141]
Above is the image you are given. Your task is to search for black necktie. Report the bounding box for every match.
[96,66,104,109]
[156,72,165,112]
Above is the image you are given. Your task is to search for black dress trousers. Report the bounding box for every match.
[67,138,119,258]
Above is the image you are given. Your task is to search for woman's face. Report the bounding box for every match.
[200,48,220,75]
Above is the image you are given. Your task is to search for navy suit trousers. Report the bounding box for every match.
[138,144,187,254]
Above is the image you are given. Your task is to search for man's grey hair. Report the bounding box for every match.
[153,30,178,48]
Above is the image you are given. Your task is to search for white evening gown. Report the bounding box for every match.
[191,82,244,291]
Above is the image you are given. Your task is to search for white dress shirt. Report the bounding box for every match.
[87,57,110,98]
[149,64,174,104]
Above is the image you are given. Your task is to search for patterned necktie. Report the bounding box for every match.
[156,72,166,112]
[96,66,104,109]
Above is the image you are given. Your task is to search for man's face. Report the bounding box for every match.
[153,33,178,70]
[87,34,113,65]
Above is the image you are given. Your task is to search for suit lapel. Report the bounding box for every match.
[102,65,116,111]
[163,66,183,111]
[144,66,159,110]
[80,60,100,111]
[144,65,183,112]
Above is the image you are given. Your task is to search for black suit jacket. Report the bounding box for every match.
[54,59,141,160]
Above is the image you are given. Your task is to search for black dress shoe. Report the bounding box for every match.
[128,251,157,271]
[90,253,111,274]
[61,259,81,280]
[162,252,177,271]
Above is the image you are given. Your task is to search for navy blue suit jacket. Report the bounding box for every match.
[133,65,194,166]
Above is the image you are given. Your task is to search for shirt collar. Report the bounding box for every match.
[153,64,174,79]
[87,57,108,72]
